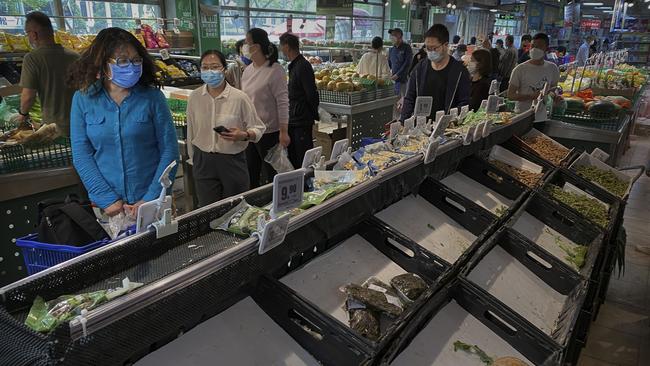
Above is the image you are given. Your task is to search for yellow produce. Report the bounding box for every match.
[327,81,337,91]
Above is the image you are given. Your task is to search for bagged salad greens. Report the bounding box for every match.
[210,200,270,237]
[300,183,352,209]
[341,283,403,318]
[345,298,381,341]
[25,278,142,333]
[390,273,428,302]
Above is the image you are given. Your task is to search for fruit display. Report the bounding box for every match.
[558,88,631,118]
[155,60,188,79]
[594,69,646,89]
[308,56,323,64]
[0,32,30,52]
[176,59,201,78]
[314,64,389,92]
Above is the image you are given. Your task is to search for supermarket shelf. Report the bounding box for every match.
[619,41,650,44]
[146,47,195,53]
[0,52,27,61]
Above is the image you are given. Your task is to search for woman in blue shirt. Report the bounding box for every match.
[68,28,178,217]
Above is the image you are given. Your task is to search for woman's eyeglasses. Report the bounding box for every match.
[201,65,225,71]
[109,57,144,68]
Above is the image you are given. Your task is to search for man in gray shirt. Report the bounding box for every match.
[507,33,559,113]
[18,12,79,136]
[499,35,517,92]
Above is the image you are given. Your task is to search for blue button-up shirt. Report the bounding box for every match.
[388,42,413,83]
[70,84,179,209]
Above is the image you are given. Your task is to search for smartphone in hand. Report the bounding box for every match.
[213,126,231,134]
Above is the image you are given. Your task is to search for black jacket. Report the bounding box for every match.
[401,56,471,121]
[288,54,319,126]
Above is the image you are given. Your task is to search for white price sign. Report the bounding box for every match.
[480,99,488,110]
[424,137,441,165]
[389,121,401,140]
[450,108,459,119]
[404,116,415,132]
[416,116,427,129]
[160,49,171,60]
[330,139,348,161]
[473,122,485,142]
[464,125,476,145]
[489,79,499,95]
[486,95,500,114]
[435,110,445,123]
[272,169,305,214]
[414,96,433,117]
[459,105,469,120]
[256,213,290,254]
[431,115,452,138]
[534,99,547,122]
[302,146,323,169]
[482,120,493,138]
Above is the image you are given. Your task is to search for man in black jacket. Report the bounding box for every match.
[280,32,319,168]
[401,24,471,121]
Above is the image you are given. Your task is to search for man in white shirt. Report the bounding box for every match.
[576,35,594,67]
[507,33,560,113]
[357,36,391,79]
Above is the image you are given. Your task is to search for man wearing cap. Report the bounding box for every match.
[388,28,412,119]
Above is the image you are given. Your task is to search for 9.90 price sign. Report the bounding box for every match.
[272,169,305,215]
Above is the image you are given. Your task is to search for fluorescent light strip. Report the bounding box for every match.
[583,2,604,5]
[594,6,612,9]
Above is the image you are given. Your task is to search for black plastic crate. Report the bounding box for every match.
[478,145,555,190]
[541,168,624,233]
[509,129,579,168]
[0,137,72,174]
[253,221,446,366]
[551,110,624,131]
[372,177,497,271]
[382,277,562,365]
[440,155,528,218]
[463,228,588,353]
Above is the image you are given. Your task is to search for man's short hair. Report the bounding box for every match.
[506,35,514,44]
[533,33,550,47]
[521,34,532,43]
[279,32,300,51]
[424,24,449,44]
[389,28,403,37]
[371,36,383,50]
[496,39,504,45]
[25,11,53,34]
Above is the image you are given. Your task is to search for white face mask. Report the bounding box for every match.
[467,61,478,74]
[530,47,545,61]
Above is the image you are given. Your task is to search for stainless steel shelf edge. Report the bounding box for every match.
[320,96,400,115]
[543,119,625,144]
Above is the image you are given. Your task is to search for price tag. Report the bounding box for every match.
[302,146,323,169]
[460,105,469,119]
[256,213,291,255]
[482,120,493,138]
[480,100,488,110]
[272,169,305,215]
[416,115,427,129]
[160,48,171,60]
[389,121,401,140]
[135,18,142,26]
[489,79,499,95]
[404,116,415,132]
[473,122,485,142]
[330,139,348,161]
[431,115,452,138]
[157,18,165,28]
[435,110,445,123]
[450,108,459,119]
[173,18,181,34]
[534,98,547,122]
[486,95,500,114]
[464,125,476,145]
[414,96,433,117]
[423,137,441,165]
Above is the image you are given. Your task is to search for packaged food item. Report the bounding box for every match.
[140,24,159,49]
[300,183,351,209]
[209,200,270,237]
[390,273,427,302]
[341,283,403,317]
[155,31,170,48]
[345,298,380,341]
[132,32,146,48]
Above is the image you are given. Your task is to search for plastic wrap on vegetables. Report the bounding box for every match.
[210,200,270,237]
[314,170,367,189]
[390,273,428,302]
[340,283,403,317]
[300,183,352,209]
[345,298,381,341]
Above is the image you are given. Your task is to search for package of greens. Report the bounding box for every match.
[341,283,404,318]
[314,170,366,189]
[25,278,142,333]
[300,183,351,209]
[390,273,428,302]
[345,298,380,341]
[210,200,270,237]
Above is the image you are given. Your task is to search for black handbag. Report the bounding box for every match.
[37,195,109,246]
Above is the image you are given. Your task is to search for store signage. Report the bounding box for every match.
[473,122,485,142]
[257,213,291,255]
[414,96,433,117]
[580,19,601,29]
[0,16,21,30]
[330,139,348,161]
[482,120,493,138]
[563,3,581,27]
[464,125,476,145]
[404,117,415,132]
[302,146,323,169]
[272,169,305,215]
[432,115,452,138]
[317,0,353,17]
[487,95,500,114]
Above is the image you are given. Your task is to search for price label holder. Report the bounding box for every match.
[489,79,499,95]
[482,120,493,138]
[435,110,445,124]
[486,95,499,114]
[414,96,433,117]
[534,98,547,122]
[459,105,469,120]
[256,213,291,255]
[389,121,401,140]
[173,18,181,34]
[330,139,349,161]
[450,108,459,119]
[160,48,171,60]
[463,125,476,145]
[156,18,165,28]
[416,115,427,129]
[431,115,452,138]
[272,169,305,215]
[480,99,488,110]
[473,122,485,142]
[302,146,323,169]
[403,116,415,132]
[424,137,441,165]
[135,18,142,26]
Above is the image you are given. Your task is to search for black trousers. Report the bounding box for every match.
[287,124,314,169]
[193,147,249,207]
[246,131,279,188]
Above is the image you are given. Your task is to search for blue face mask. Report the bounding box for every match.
[201,70,225,87]
[240,56,252,65]
[427,50,444,63]
[108,63,142,89]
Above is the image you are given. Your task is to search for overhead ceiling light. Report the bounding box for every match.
[452,4,456,8]
[594,6,612,9]
[447,3,452,7]
[603,10,614,12]
[490,9,498,12]
[384,1,388,6]
[583,2,604,5]
[627,2,634,6]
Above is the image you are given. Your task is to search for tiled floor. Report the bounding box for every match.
[578,135,650,366]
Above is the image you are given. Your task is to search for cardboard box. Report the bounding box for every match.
[313,122,346,159]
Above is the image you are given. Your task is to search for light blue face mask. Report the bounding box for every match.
[201,70,225,87]
[427,50,444,63]
[108,63,142,89]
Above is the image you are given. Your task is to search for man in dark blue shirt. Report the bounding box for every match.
[388,28,413,97]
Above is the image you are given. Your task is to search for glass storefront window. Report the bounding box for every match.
[249,0,316,13]
[62,1,161,34]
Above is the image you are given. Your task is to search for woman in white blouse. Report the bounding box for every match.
[186,50,266,207]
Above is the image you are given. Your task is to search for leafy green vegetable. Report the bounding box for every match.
[544,228,587,270]
[545,185,609,228]
[575,165,627,198]
[453,340,494,365]
[495,205,508,217]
